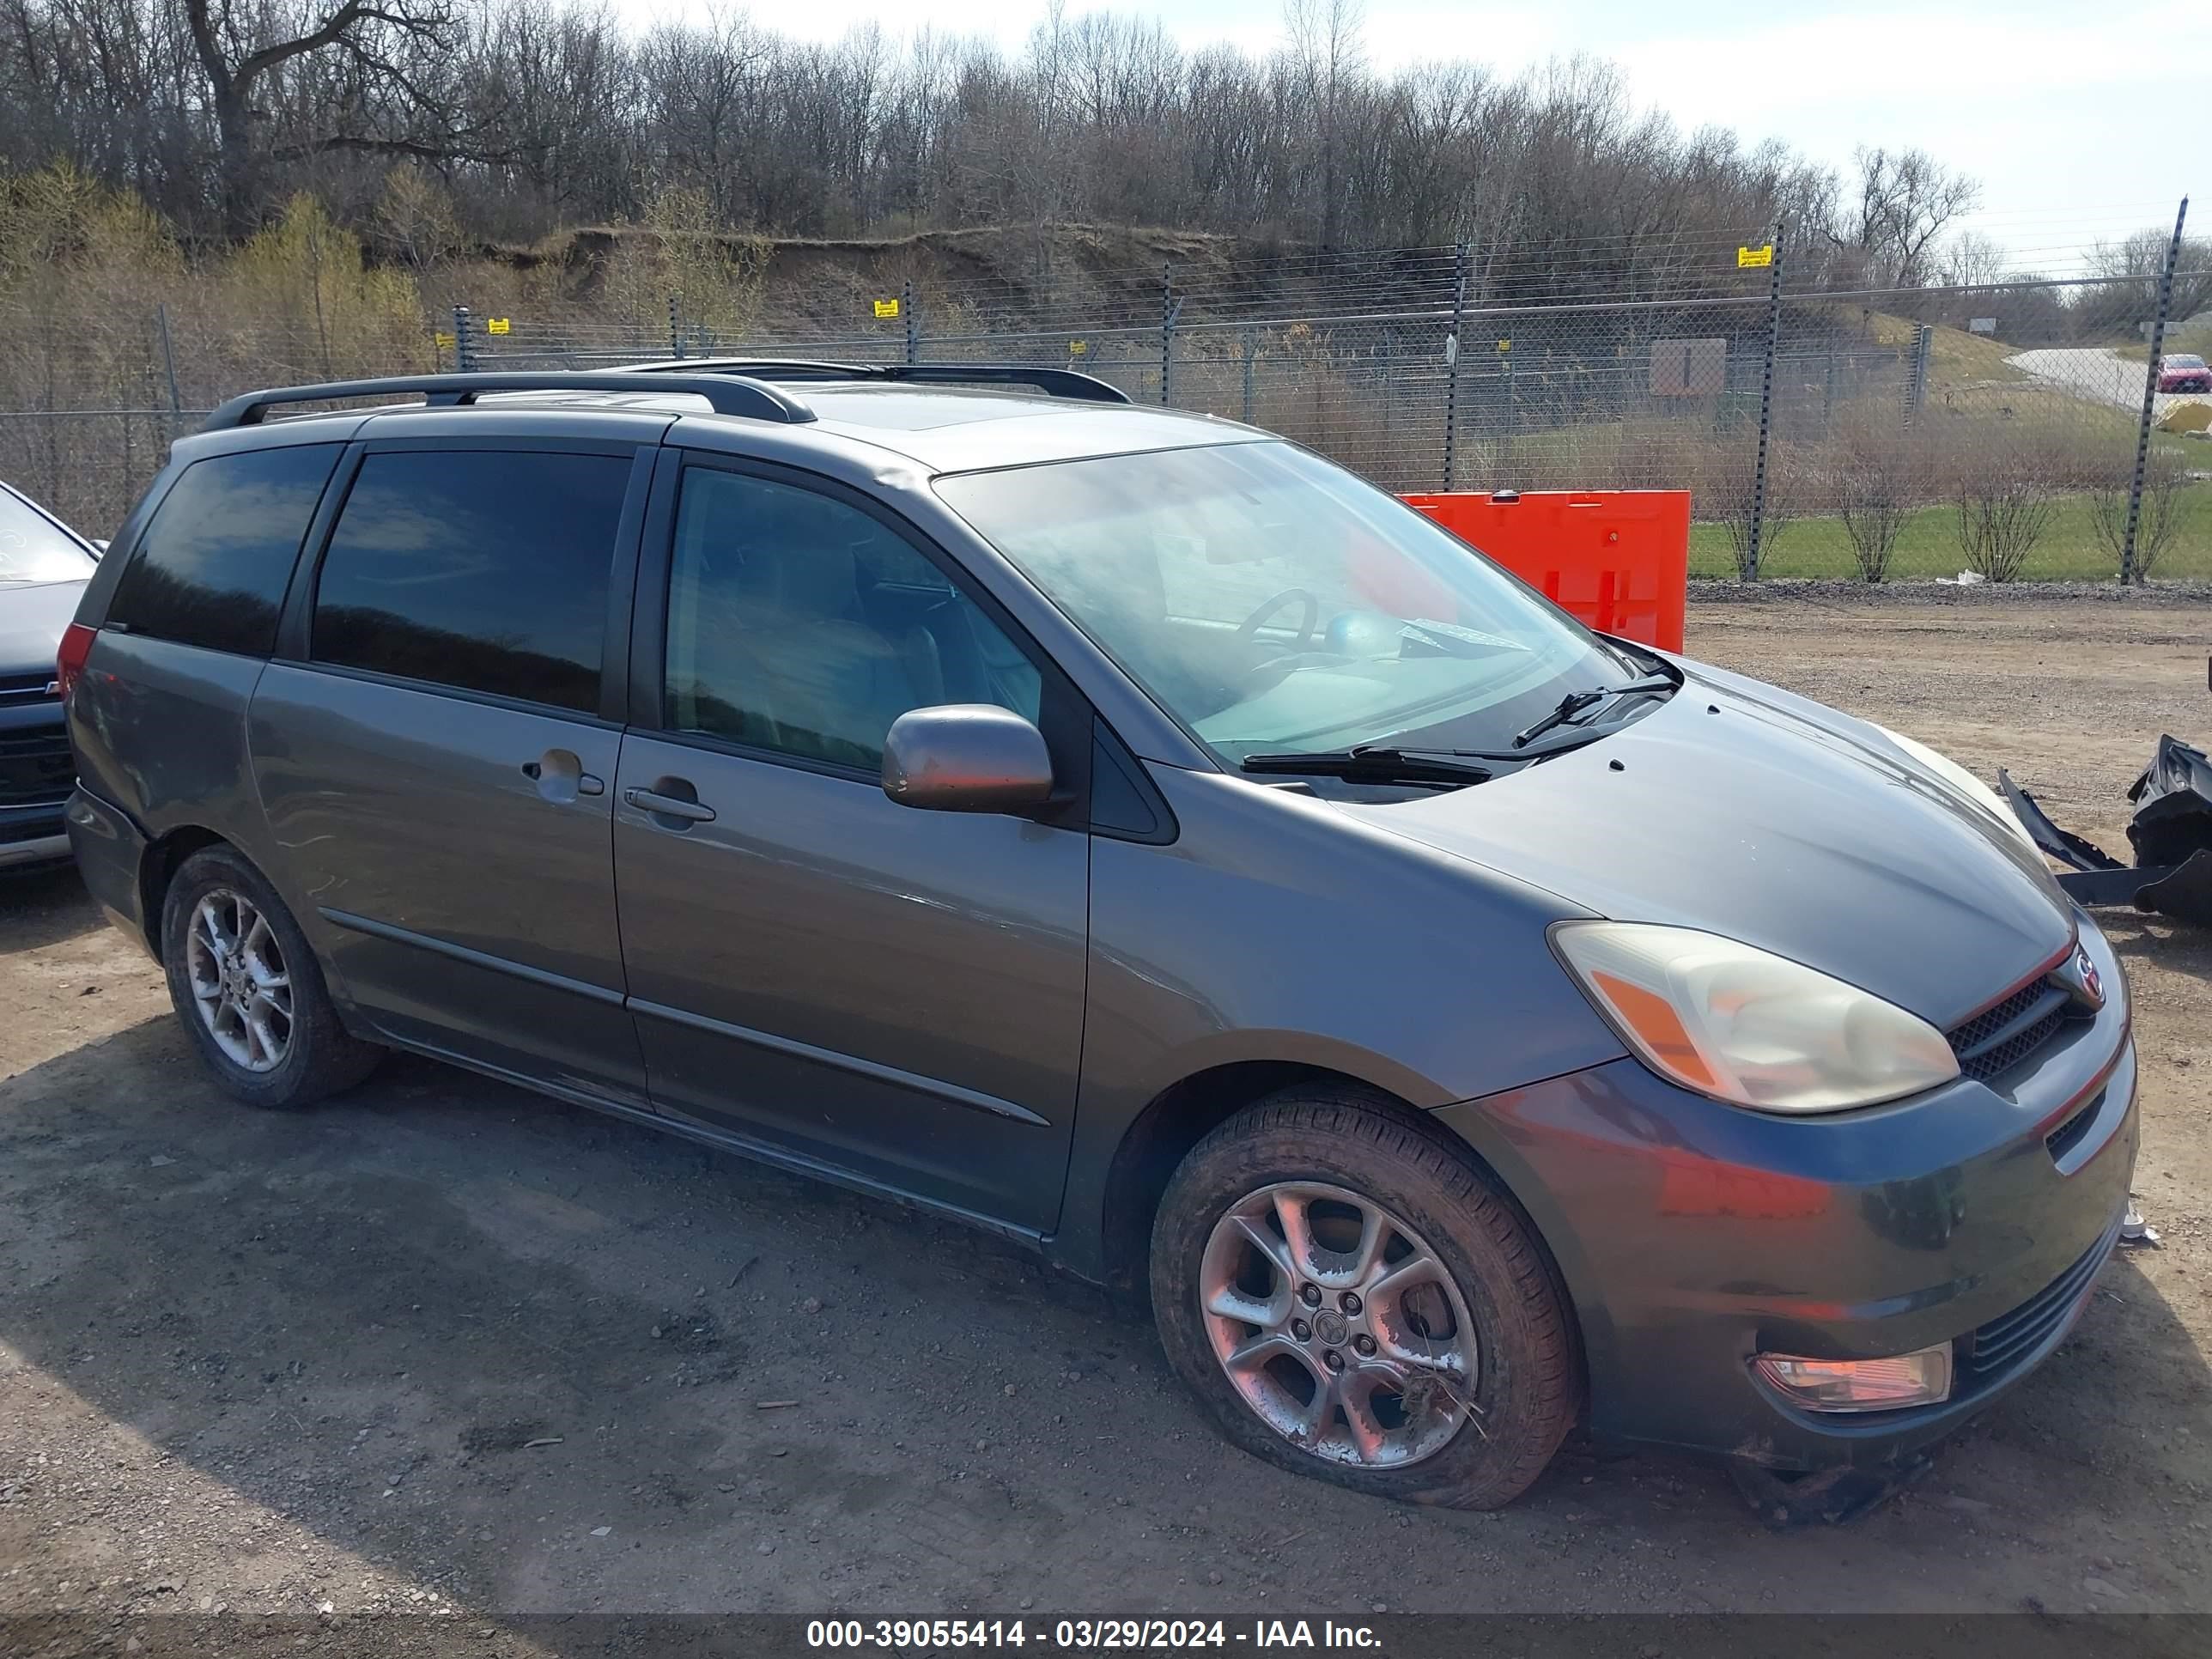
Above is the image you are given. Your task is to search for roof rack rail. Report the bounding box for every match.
[623,359,1132,406]
[201,372,818,433]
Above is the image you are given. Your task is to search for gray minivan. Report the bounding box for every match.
[62,365,2136,1511]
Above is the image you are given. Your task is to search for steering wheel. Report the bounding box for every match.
[1234,588,1322,653]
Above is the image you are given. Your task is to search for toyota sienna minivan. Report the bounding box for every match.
[61,362,2136,1510]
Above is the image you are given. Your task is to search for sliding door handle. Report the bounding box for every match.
[623,786,717,824]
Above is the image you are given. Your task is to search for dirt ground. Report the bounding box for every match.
[2,593,2209,1634]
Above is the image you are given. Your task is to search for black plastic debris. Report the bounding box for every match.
[2001,733,2212,929]
[1726,1450,1935,1528]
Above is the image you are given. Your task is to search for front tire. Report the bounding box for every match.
[1151,1086,1578,1509]
[160,845,382,1109]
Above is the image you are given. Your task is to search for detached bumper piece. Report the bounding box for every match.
[2001,733,2212,928]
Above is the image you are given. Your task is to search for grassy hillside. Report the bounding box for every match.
[1859,312,2031,387]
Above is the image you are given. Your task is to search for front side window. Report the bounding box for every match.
[106,446,339,654]
[312,450,630,713]
[934,441,1641,763]
[0,489,95,586]
[665,469,1040,771]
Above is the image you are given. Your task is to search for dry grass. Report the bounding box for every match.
[1858,311,2032,387]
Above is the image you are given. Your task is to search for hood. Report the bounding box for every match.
[1340,658,2072,1030]
[0,579,87,678]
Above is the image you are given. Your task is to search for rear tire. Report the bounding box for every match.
[1151,1085,1578,1509]
[160,845,382,1109]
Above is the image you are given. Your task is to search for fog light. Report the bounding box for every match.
[1753,1344,1954,1413]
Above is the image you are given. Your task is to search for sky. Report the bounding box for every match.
[605,0,2203,274]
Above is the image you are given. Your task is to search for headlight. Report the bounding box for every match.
[1875,725,2039,854]
[1552,921,1960,1114]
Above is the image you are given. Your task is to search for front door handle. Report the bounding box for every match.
[623,786,717,824]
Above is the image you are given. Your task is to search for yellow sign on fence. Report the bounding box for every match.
[1069,340,1088,356]
[433,331,456,349]
[874,298,901,319]
[1736,244,1774,269]
[486,317,512,335]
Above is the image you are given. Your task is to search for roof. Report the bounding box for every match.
[791,386,1259,472]
[190,367,1267,477]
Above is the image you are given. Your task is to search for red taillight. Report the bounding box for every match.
[56,623,96,702]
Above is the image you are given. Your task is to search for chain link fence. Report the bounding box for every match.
[6,226,2207,582]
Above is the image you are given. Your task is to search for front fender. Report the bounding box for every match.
[1049,767,1626,1281]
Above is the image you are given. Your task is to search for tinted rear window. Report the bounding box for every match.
[311,450,631,714]
[106,447,339,655]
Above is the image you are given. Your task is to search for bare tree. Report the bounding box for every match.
[181,0,460,235]
[1832,146,1980,288]
[0,0,1995,267]
[2076,228,2212,339]
[1282,0,1364,246]
[1942,229,2007,289]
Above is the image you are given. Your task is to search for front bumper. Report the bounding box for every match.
[1436,914,2137,1472]
[0,824,70,867]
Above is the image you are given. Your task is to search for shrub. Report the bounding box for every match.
[1954,459,2059,582]
[1689,441,1798,578]
[1832,415,1927,582]
[2091,447,2200,580]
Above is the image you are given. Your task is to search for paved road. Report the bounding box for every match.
[2008,344,2203,420]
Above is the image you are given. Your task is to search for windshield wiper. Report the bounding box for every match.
[1508,673,1677,749]
[1239,746,1494,786]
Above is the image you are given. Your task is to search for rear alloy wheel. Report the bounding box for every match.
[1152,1087,1578,1508]
[161,845,383,1109]
[185,889,293,1073]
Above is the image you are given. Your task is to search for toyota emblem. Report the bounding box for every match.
[2070,946,2105,1010]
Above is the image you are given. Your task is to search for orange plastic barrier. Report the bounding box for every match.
[1399,490,1689,653]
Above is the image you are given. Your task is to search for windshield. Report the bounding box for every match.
[934,441,1642,763]
[0,489,94,586]
[2169,355,2207,369]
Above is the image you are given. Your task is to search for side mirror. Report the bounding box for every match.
[882,704,1054,815]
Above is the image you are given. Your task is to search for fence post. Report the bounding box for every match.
[155,304,183,440]
[903,279,919,364]
[1241,328,1256,423]
[2123,195,2190,584]
[1744,224,1786,581]
[668,293,684,359]
[1501,344,1516,463]
[1160,262,1180,407]
[1443,240,1467,490]
[453,305,477,373]
[1904,325,1932,425]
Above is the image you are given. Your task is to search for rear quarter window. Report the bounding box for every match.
[106,446,340,656]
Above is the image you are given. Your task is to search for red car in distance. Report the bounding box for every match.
[2158,352,2211,392]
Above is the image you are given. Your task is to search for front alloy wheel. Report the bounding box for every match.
[1200,1181,1477,1468]
[1152,1087,1577,1508]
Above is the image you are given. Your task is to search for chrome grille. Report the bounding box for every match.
[0,728,72,810]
